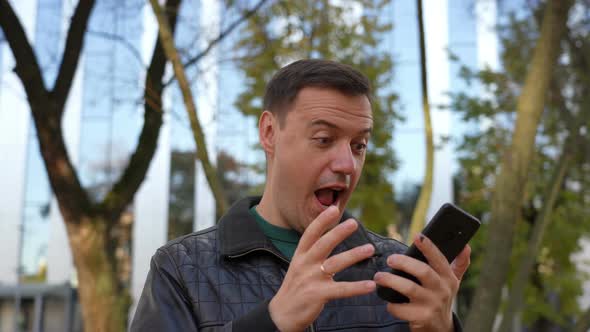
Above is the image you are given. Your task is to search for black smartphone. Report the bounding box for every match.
[376,203,481,303]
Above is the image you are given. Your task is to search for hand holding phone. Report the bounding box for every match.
[376,203,480,303]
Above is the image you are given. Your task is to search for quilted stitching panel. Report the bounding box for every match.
[161,226,409,330]
[163,227,284,327]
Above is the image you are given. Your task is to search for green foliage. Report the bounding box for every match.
[233,0,399,234]
[518,201,590,326]
[451,1,590,327]
[217,150,256,206]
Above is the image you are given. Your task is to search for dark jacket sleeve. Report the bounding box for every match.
[129,249,279,332]
[232,299,277,331]
[129,250,199,331]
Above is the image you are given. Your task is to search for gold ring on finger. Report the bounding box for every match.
[320,263,335,278]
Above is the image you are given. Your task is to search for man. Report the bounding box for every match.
[130,59,471,331]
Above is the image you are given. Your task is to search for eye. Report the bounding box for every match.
[314,137,333,146]
[352,142,367,154]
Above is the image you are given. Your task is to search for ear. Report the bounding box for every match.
[259,110,277,157]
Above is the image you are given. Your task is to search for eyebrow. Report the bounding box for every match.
[310,119,372,135]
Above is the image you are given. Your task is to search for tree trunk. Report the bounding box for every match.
[408,0,434,242]
[149,0,229,217]
[497,141,572,332]
[464,1,573,331]
[32,101,130,332]
[573,305,590,332]
[66,218,129,332]
[1,0,261,329]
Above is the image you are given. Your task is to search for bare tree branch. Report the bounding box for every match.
[0,0,47,100]
[163,0,269,87]
[51,0,95,113]
[0,0,96,223]
[87,29,147,69]
[408,0,434,242]
[100,0,181,220]
[150,0,229,216]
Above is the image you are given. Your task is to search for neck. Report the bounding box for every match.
[256,185,291,230]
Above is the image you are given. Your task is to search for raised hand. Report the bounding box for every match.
[374,234,471,332]
[268,205,376,332]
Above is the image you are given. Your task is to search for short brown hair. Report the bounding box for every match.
[263,59,371,126]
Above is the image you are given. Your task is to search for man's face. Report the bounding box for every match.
[264,87,373,233]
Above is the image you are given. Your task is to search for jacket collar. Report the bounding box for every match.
[218,196,380,260]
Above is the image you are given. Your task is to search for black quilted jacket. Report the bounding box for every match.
[130,197,463,331]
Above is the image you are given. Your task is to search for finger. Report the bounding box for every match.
[385,254,441,289]
[321,243,375,275]
[385,302,429,324]
[324,280,376,301]
[297,205,340,253]
[413,234,454,280]
[451,244,471,280]
[373,272,429,303]
[308,218,358,260]
[385,301,453,330]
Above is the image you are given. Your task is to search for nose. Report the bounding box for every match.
[330,142,357,175]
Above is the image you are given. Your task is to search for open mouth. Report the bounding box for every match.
[314,187,343,207]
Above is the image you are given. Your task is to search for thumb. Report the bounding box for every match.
[451,244,471,280]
